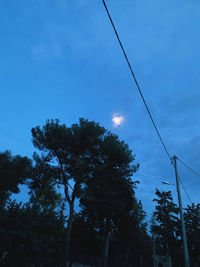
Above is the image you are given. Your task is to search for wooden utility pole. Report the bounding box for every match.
[173,156,190,267]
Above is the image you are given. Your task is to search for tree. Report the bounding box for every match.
[0,151,31,207]
[79,133,139,267]
[184,203,200,266]
[151,189,180,263]
[31,118,108,265]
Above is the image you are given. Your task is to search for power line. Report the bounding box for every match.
[101,0,171,161]
[177,157,200,180]
[179,176,192,205]
[101,0,196,200]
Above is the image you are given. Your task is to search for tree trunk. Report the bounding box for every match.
[140,254,143,267]
[65,200,74,266]
[103,232,110,267]
[124,244,131,267]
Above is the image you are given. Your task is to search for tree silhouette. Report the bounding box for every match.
[184,203,200,266]
[151,189,180,264]
[79,133,139,267]
[31,118,114,264]
[0,150,31,207]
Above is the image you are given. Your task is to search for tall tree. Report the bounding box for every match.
[79,133,139,267]
[31,118,108,265]
[151,189,180,263]
[0,150,31,207]
[184,203,200,266]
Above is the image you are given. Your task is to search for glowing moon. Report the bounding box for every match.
[112,115,124,127]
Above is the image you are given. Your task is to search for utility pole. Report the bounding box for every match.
[173,155,190,267]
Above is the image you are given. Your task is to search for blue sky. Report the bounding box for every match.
[1,0,200,218]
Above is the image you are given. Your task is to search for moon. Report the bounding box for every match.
[112,115,124,127]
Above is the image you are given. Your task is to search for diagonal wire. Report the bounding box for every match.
[171,157,192,205]
[179,176,192,205]
[101,0,171,161]
[102,0,196,203]
[177,157,200,180]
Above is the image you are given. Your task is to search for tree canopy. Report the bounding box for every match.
[184,203,200,266]
[0,151,31,206]
[151,189,183,266]
[31,118,139,266]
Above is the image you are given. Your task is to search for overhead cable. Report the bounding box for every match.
[179,176,192,205]
[177,157,200,180]
[101,0,195,202]
[101,0,171,161]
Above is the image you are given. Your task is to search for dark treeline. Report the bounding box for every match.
[0,119,199,266]
[151,189,200,267]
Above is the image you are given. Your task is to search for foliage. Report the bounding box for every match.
[31,119,109,262]
[0,151,31,207]
[78,131,139,267]
[151,189,183,266]
[184,203,200,266]
[114,199,152,266]
[69,214,102,263]
[79,132,138,234]
[28,153,63,212]
[31,118,108,203]
[0,119,157,266]
[0,201,66,267]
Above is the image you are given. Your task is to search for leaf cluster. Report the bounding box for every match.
[0,151,31,206]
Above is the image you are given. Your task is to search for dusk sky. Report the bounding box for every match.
[1,0,200,218]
